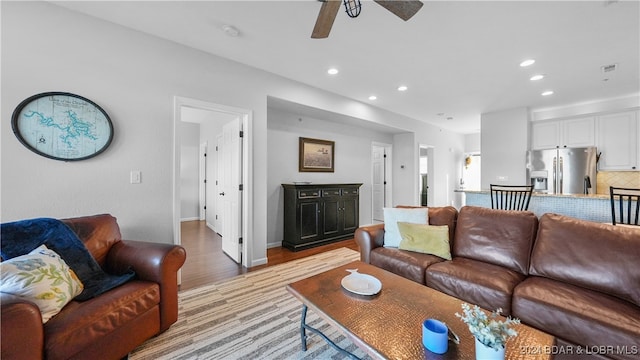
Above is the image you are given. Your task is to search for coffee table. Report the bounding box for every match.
[286,261,555,359]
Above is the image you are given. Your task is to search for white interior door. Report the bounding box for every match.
[372,144,387,223]
[220,118,242,263]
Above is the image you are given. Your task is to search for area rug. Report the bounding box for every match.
[130,247,370,360]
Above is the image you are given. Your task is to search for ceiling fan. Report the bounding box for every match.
[312,0,424,39]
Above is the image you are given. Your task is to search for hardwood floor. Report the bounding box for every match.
[179,220,360,291]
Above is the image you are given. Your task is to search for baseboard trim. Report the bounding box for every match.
[267,241,281,249]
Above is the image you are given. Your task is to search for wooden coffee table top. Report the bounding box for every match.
[286,261,555,360]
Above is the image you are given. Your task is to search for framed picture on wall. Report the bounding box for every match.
[299,137,334,172]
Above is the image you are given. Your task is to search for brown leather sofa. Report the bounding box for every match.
[513,213,640,360]
[426,206,538,315]
[355,206,640,360]
[1,214,187,360]
[355,206,457,284]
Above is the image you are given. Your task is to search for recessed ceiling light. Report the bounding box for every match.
[327,68,339,75]
[530,74,544,81]
[222,25,239,37]
[542,90,554,96]
[520,59,535,67]
[368,95,377,100]
[397,85,408,91]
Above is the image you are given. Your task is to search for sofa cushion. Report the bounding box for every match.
[0,245,84,323]
[370,247,445,284]
[397,223,451,260]
[513,276,640,360]
[396,206,458,243]
[44,280,160,359]
[453,206,538,275]
[383,207,428,247]
[426,257,526,315]
[530,213,640,307]
[62,214,122,269]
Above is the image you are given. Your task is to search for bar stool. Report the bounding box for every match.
[609,186,640,226]
[490,184,533,211]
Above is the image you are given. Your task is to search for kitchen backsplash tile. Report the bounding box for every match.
[596,171,640,194]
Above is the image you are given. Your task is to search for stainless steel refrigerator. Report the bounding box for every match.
[526,147,597,195]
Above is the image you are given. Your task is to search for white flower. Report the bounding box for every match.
[455,303,520,350]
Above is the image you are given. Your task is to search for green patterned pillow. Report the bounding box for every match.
[397,222,452,260]
[0,245,84,323]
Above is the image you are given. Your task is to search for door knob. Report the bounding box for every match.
[219,192,225,196]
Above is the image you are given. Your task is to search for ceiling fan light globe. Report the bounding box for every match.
[343,0,362,18]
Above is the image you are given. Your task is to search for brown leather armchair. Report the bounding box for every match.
[1,214,186,360]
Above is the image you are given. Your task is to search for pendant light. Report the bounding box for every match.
[343,0,362,18]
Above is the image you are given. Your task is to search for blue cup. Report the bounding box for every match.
[422,319,448,354]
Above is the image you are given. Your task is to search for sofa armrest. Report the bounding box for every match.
[354,223,385,263]
[106,240,186,332]
[1,293,44,360]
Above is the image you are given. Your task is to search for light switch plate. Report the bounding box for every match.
[130,170,141,184]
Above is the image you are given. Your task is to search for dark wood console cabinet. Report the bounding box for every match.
[282,183,362,251]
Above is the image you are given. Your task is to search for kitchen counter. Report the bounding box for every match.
[456,189,609,199]
[457,189,613,223]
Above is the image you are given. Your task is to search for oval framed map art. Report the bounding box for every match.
[11,92,114,161]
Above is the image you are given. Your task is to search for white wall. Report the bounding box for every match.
[180,122,200,220]
[393,133,417,206]
[531,95,640,121]
[266,107,395,247]
[480,107,529,189]
[465,133,481,153]
[2,2,465,266]
[3,2,274,262]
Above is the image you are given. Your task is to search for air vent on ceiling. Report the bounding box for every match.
[601,64,618,73]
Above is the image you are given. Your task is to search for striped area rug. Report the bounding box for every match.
[130,247,370,360]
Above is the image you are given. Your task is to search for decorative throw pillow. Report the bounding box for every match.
[0,245,84,323]
[383,207,429,247]
[397,222,452,260]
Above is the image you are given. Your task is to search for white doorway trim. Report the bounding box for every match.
[173,96,254,268]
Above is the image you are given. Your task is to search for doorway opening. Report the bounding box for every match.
[462,153,481,190]
[173,96,253,270]
[419,145,434,207]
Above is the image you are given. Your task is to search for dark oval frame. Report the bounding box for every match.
[11,92,114,161]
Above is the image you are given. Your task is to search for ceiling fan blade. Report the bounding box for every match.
[312,0,341,38]
[374,0,424,21]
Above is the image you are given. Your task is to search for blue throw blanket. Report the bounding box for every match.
[1,218,135,301]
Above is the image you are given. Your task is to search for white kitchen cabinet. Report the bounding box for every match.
[531,117,595,150]
[531,121,560,149]
[563,117,596,147]
[596,110,638,170]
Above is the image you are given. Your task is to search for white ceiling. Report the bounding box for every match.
[51,0,640,134]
